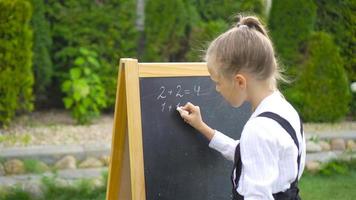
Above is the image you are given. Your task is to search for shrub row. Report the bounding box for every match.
[0,0,353,125]
[0,0,34,126]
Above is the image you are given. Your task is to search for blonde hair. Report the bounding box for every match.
[205,15,286,88]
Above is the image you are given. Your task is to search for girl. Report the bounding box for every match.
[177,15,306,200]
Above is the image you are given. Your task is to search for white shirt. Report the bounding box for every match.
[209,91,306,200]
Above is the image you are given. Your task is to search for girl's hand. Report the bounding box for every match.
[177,102,203,129]
[177,102,214,140]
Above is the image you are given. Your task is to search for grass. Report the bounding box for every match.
[41,176,107,200]
[300,170,356,200]
[0,172,108,200]
[0,134,32,146]
[299,159,356,200]
[0,162,356,200]
[23,159,49,174]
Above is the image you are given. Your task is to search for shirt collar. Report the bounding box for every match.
[249,90,283,119]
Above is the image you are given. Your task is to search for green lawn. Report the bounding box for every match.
[1,169,356,200]
[299,170,356,200]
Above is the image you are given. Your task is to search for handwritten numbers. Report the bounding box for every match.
[156,84,203,113]
[176,85,183,97]
[194,85,201,96]
[157,86,166,100]
[161,102,166,112]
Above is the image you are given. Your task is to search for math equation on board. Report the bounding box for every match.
[156,84,203,112]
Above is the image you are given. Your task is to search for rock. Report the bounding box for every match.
[319,140,331,151]
[23,181,43,199]
[305,160,321,173]
[0,163,5,176]
[306,140,322,153]
[330,138,346,151]
[306,151,340,163]
[79,157,103,168]
[37,161,50,172]
[346,140,356,151]
[55,155,77,170]
[4,159,25,175]
[100,155,110,166]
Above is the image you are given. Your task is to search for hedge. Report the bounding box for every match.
[30,0,53,107]
[143,0,199,62]
[315,0,356,82]
[186,20,229,61]
[287,32,351,122]
[0,0,34,126]
[45,0,137,108]
[269,0,317,69]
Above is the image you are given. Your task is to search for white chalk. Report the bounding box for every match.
[176,106,189,115]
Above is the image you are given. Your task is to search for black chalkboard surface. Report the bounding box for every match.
[139,76,251,200]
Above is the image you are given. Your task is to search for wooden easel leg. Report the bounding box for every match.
[106,60,131,200]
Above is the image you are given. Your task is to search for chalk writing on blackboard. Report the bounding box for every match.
[156,84,203,112]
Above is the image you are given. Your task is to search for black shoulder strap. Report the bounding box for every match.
[257,112,303,187]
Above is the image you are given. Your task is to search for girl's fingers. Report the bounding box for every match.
[182,102,196,111]
[177,107,189,115]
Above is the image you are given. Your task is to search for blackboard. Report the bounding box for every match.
[139,76,251,200]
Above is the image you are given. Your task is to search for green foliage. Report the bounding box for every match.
[0,187,32,200]
[0,134,32,146]
[144,0,200,61]
[41,176,106,200]
[287,32,351,122]
[193,0,242,21]
[23,159,48,174]
[30,0,53,107]
[269,0,316,68]
[314,0,356,118]
[144,0,265,62]
[0,0,34,127]
[46,0,137,107]
[300,167,356,200]
[0,172,108,200]
[61,48,107,124]
[239,0,266,20]
[315,0,356,82]
[186,20,229,61]
[319,160,349,176]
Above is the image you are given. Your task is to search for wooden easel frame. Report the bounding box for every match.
[106,58,209,200]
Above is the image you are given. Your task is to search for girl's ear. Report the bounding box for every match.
[234,74,247,89]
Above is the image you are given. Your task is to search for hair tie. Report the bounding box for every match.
[238,24,249,29]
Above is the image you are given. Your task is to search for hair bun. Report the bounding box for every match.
[237,15,268,36]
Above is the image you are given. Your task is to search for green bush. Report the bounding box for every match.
[30,0,53,107]
[0,0,34,127]
[23,159,48,174]
[269,0,316,68]
[315,0,356,82]
[61,48,107,124]
[186,20,229,61]
[185,0,266,62]
[287,32,351,122]
[0,187,32,200]
[314,0,356,118]
[144,0,199,62]
[193,0,242,21]
[46,0,137,108]
[239,0,266,20]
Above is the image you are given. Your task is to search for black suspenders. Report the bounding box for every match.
[232,112,303,200]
